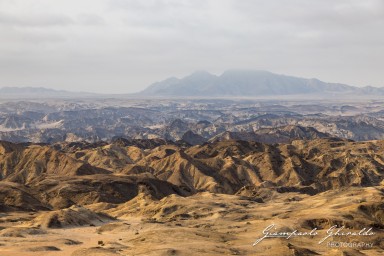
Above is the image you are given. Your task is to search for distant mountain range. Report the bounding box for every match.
[0,87,96,98]
[139,70,384,97]
[1,70,384,98]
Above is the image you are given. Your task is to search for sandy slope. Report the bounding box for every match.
[0,187,383,256]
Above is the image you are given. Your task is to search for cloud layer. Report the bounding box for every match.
[0,0,383,93]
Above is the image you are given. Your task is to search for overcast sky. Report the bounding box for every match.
[0,0,383,93]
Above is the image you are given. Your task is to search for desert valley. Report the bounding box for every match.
[0,80,384,255]
[2,0,384,254]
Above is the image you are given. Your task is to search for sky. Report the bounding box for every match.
[0,0,383,94]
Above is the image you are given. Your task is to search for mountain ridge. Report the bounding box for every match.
[139,70,384,97]
[0,86,98,98]
[2,70,384,98]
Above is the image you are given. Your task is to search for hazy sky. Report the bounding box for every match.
[0,0,383,93]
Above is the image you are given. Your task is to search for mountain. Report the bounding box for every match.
[139,70,384,97]
[0,87,97,98]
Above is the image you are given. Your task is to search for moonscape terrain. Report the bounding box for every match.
[0,96,384,255]
[0,136,384,255]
